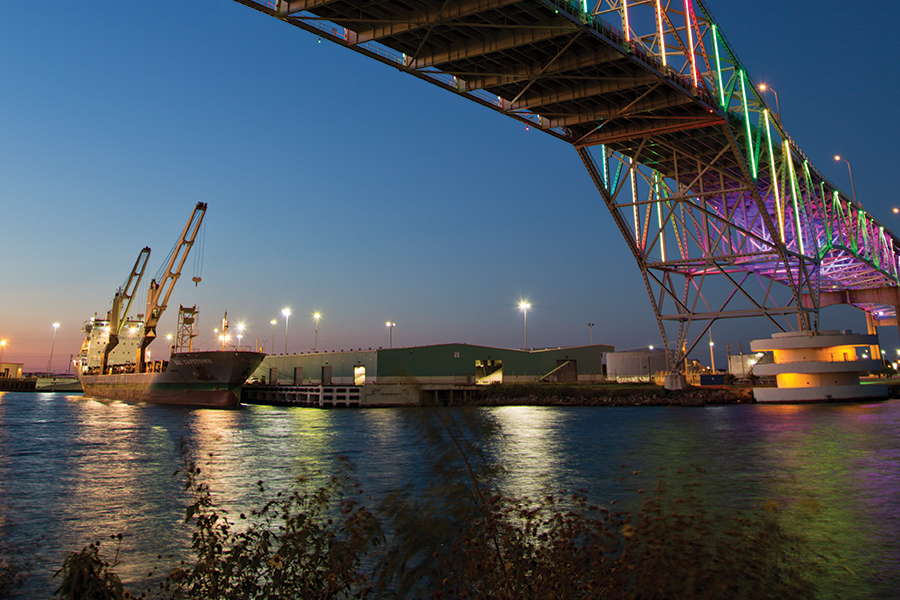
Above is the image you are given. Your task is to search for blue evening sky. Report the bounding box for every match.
[2,0,899,371]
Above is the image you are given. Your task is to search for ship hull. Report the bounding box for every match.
[79,351,265,408]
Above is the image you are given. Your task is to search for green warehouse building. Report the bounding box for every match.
[246,343,613,406]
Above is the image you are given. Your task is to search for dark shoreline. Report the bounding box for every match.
[469,383,754,407]
[465,382,900,407]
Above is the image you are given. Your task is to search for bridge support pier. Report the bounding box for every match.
[805,287,900,363]
[865,313,882,363]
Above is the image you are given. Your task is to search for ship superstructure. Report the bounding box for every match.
[78,317,147,375]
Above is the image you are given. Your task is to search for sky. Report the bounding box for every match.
[2,0,899,373]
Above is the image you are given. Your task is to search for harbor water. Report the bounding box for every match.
[1,391,899,598]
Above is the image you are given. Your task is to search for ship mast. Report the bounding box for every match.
[174,305,199,353]
[137,202,207,372]
[101,246,150,374]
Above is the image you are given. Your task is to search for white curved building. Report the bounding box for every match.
[750,330,888,402]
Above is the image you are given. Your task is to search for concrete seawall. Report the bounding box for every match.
[243,383,758,408]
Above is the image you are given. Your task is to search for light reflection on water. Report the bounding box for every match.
[0,392,898,598]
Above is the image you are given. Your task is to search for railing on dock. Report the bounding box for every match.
[242,384,362,408]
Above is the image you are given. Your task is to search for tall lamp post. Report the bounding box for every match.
[282,308,291,354]
[519,302,530,349]
[0,340,6,375]
[709,329,716,372]
[270,319,277,354]
[48,323,60,376]
[759,83,780,123]
[313,313,321,353]
[834,155,859,207]
[588,323,594,345]
[386,322,395,348]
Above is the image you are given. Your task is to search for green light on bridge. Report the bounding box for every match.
[739,71,756,178]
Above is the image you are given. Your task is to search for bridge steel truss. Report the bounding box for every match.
[234,0,900,370]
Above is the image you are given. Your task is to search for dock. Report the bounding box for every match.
[242,383,481,407]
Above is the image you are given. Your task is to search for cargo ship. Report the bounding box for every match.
[78,347,264,407]
[75,203,265,408]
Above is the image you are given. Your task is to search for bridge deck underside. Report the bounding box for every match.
[245,0,899,316]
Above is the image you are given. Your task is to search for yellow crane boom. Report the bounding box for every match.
[101,246,150,374]
[137,202,207,371]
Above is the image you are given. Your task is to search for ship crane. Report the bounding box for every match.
[137,202,207,372]
[101,246,150,374]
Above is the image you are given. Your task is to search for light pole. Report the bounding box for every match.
[386,322,395,348]
[709,329,716,372]
[237,324,244,350]
[48,323,60,376]
[270,319,277,354]
[519,302,530,349]
[166,333,173,357]
[0,340,6,375]
[834,155,859,207]
[759,83,780,122]
[588,323,594,345]
[282,308,291,354]
[313,313,321,353]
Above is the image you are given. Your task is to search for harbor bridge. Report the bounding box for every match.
[231,0,900,369]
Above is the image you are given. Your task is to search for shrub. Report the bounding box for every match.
[0,544,28,598]
[54,538,126,600]
[377,405,823,599]
[157,452,382,600]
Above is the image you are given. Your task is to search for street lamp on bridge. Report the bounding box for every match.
[758,83,780,123]
[834,155,860,208]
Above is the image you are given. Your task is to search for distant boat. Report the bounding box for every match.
[35,376,82,392]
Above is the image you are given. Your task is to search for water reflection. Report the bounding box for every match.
[750,403,900,597]
[0,395,898,598]
[63,399,188,585]
[491,406,567,499]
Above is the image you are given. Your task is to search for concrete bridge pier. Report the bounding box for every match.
[805,287,900,363]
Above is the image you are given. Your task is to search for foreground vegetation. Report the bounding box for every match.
[6,405,827,599]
